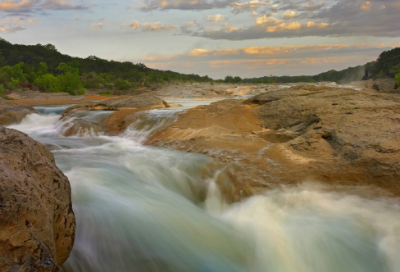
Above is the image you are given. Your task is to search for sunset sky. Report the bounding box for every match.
[0,0,399,78]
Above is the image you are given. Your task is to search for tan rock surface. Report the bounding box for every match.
[59,94,169,137]
[147,83,400,199]
[0,98,37,125]
[0,127,75,271]
[63,93,167,116]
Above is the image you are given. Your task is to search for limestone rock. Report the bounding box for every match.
[0,98,37,125]
[63,93,168,116]
[0,127,75,271]
[59,94,169,136]
[147,83,400,198]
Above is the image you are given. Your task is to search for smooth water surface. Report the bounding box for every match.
[8,101,400,272]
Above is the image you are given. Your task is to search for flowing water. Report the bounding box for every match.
[7,99,400,272]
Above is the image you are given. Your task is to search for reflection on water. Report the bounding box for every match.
[7,103,400,272]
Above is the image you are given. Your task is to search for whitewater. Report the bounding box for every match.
[8,100,400,272]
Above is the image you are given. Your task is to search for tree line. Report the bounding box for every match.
[0,38,398,95]
[0,38,213,95]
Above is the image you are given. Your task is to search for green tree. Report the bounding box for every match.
[0,68,10,84]
[55,62,85,95]
[0,50,7,67]
[115,79,130,90]
[34,74,59,92]
[395,73,400,87]
[37,62,49,76]
[232,76,242,83]
[57,72,85,95]
[2,62,27,82]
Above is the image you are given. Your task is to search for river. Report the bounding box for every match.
[8,99,400,272]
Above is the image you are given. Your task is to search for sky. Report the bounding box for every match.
[0,0,399,79]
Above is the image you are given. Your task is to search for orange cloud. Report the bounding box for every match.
[0,0,34,10]
[188,48,211,56]
[361,1,371,10]
[187,48,240,57]
[207,14,224,23]
[91,22,104,29]
[306,21,329,28]
[282,10,298,19]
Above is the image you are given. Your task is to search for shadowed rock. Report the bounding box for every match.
[63,93,168,116]
[0,98,37,125]
[0,127,75,271]
[59,94,170,136]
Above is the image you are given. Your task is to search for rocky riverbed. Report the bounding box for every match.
[1,80,399,271]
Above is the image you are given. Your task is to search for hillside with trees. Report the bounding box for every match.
[0,38,212,95]
[241,47,400,85]
[0,37,399,95]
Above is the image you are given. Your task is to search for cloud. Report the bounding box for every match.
[207,14,224,23]
[138,0,236,11]
[91,22,104,29]
[187,0,400,40]
[40,0,86,10]
[126,20,178,32]
[27,17,36,23]
[0,16,28,33]
[0,0,39,12]
[231,0,269,13]
[141,43,399,64]
[282,10,298,19]
[361,1,371,10]
[0,0,88,13]
[136,42,398,78]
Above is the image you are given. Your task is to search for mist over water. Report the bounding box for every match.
[8,101,400,272]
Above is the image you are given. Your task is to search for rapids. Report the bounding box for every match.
[7,99,400,272]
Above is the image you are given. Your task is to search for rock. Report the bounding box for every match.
[0,98,37,125]
[7,91,87,101]
[147,83,400,198]
[0,127,75,271]
[59,94,169,136]
[63,93,168,116]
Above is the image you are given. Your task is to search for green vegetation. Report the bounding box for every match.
[0,38,398,92]
[0,38,213,95]
[242,65,366,84]
[242,47,400,84]
[365,48,400,79]
[396,73,400,87]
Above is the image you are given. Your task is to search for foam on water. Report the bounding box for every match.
[6,104,400,272]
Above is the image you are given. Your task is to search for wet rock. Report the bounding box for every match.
[0,127,75,271]
[63,93,168,116]
[59,94,169,137]
[148,83,400,197]
[0,98,37,125]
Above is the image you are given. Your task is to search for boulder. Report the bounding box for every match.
[0,98,37,125]
[59,94,169,136]
[63,93,168,116]
[0,127,75,271]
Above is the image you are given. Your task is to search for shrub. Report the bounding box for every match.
[115,79,130,90]
[396,73,400,86]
